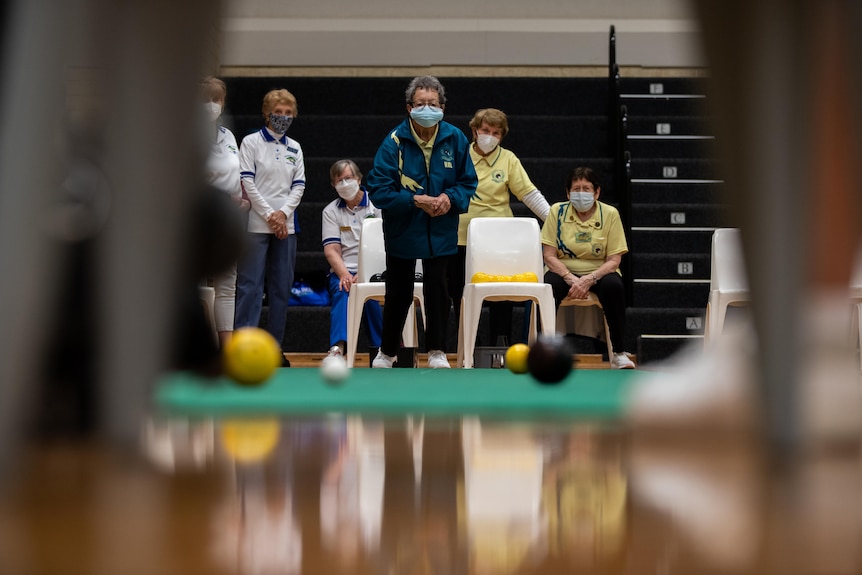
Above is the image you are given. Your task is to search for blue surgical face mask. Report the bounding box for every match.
[569,191,595,212]
[409,105,444,128]
[268,114,293,134]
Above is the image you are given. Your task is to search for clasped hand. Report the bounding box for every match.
[414,193,450,217]
[565,274,592,300]
[267,210,288,239]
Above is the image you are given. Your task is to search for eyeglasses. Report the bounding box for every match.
[411,101,440,108]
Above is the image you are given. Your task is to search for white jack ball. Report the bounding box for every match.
[320,354,350,384]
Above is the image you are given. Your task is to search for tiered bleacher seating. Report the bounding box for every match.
[221,74,724,361]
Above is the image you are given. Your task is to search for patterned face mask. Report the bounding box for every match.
[268,114,293,134]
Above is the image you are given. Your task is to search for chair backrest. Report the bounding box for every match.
[356,218,386,283]
[465,217,544,280]
[710,228,748,292]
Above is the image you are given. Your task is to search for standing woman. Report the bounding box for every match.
[235,89,305,355]
[448,108,551,345]
[201,76,248,348]
[366,75,477,368]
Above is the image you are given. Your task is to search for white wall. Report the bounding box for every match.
[220,0,705,70]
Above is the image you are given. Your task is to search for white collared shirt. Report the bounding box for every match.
[238,127,306,234]
[205,126,241,198]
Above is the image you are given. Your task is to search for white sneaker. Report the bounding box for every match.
[372,349,397,368]
[428,350,450,369]
[611,352,635,369]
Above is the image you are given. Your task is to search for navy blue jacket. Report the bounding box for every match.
[366,119,477,259]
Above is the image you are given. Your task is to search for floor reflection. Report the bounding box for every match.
[135,415,862,575]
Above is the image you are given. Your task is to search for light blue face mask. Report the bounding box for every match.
[569,191,595,212]
[268,114,293,134]
[409,105,444,128]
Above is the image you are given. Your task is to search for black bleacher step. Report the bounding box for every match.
[620,96,708,117]
[627,307,706,338]
[234,114,611,160]
[630,203,731,228]
[636,334,700,365]
[631,253,711,280]
[629,158,722,180]
[626,136,717,159]
[631,228,713,254]
[519,157,614,202]
[619,77,710,95]
[294,250,330,280]
[627,116,714,137]
[632,280,709,308]
[632,182,724,204]
[224,77,612,118]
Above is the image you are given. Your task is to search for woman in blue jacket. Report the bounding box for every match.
[366,75,478,368]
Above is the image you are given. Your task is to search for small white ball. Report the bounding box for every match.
[320,355,350,384]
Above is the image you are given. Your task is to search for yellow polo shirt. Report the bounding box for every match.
[409,120,437,171]
[457,145,538,245]
[541,201,628,275]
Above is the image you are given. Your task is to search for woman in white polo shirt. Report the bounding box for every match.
[235,88,306,355]
[201,76,248,348]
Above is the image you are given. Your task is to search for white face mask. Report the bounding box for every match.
[335,178,360,201]
[475,134,500,154]
[569,191,595,212]
[204,102,222,122]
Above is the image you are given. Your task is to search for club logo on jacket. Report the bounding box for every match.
[441,146,454,169]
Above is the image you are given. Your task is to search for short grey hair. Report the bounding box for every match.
[404,75,446,106]
[329,159,363,183]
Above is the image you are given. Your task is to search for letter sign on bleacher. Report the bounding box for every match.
[670,212,686,224]
[686,317,703,330]
[656,123,671,134]
[662,166,677,178]
[650,83,664,94]
[677,262,693,275]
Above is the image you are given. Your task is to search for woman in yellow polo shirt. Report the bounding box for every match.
[541,166,635,369]
[449,108,551,346]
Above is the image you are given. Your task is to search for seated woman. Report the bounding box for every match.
[540,166,635,369]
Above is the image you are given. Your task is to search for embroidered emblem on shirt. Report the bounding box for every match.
[285,155,297,165]
[575,231,592,243]
[592,244,604,257]
[491,169,504,183]
[441,147,454,162]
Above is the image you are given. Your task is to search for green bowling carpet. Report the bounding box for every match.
[155,367,647,418]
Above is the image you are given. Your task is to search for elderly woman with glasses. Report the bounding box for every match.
[366,75,478,368]
[541,166,635,369]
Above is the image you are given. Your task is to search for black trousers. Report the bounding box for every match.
[544,270,627,352]
[381,254,452,356]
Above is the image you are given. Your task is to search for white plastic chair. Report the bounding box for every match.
[704,228,750,343]
[457,217,556,368]
[557,294,614,360]
[345,218,426,367]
